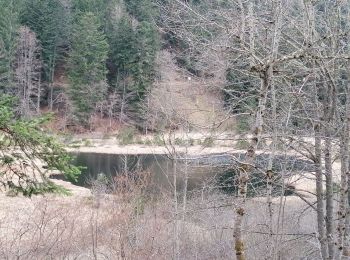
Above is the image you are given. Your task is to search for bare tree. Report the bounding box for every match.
[13,26,42,117]
[156,1,350,259]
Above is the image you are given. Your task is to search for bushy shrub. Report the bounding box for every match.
[117,127,137,145]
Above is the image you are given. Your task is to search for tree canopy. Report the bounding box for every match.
[68,12,109,126]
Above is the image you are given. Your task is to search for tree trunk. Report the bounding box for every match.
[340,83,350,258]
[324,131,334,259]
[324,78,336,259]
[49,49,56,111]
[234,66,272,260]
[315,121,328,259]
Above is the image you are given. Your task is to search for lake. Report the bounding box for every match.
[66,151,314,196]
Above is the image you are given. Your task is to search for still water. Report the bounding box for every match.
[69,152,314,195]
[72,153,232,191]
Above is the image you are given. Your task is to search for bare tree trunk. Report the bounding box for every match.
[182,145,189,222]
[266,2,282,256]
[120,80,126,124]
[234,66,272,260]
[304,1,328,257]
[14,26,42,118]
[233,0,283,252]
[315,121,328,259]
[338,110,349,258]
[266,80,277,259]
[247,2,255,65]
[173,157,180,260]
[325,122,334,260]
[37,75,41,114]
[49,48,56,111]
[340,83,350,258]
[323,77,336,259]
[237,0,246,45]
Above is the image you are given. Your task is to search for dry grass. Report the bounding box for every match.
[0,176,321,260]
[148,50,234,131]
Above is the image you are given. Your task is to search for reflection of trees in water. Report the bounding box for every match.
[72,152,314,197]
[216,153,314,197]
[217,168,282,197]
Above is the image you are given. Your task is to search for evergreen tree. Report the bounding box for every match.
[68,12,109,126]
[124,0,156,22]
[108,15,136,83]
[21,0,69,109]
[0,0,21,93]
[132,21,159,100]
[107,14,159,125]
[21,0,68,81]
[72,0,117,35]
[0,94,80,196]
[72,0,109,13]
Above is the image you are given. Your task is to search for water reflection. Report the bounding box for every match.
[72,153,229,191]
[69,152,314,195]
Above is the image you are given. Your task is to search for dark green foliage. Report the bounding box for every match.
[224,67,258,114]
[7,181,71,197]
[217,168,281,197]
[132,21,159,100]
[71,0,116,34]
[0,95,81,196]
[68,12,108,85]
[21,0,68,81]
[72,0,110,13]
[109,17,159,95]
[108,16,136,79]
[202,137,214,147]
[0,0,160,129]
[123,0,160,97]
[0,0,21,92]
[68,12,109,126]
[107,13,159,125]
[124,0,156,22]
[235,115,251,134]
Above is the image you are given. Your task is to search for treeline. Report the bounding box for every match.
[0,0,159,129]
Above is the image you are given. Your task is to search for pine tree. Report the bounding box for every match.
[68,12,109,127]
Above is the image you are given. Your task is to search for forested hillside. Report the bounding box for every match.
[1,0,159,130]
[3,0,350,259]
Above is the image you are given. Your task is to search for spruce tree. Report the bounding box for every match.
[132,21,159,100]
[124,0,156,22]
[0,94,80,196]
[21,0,69,109]
[108,16,136,83]
[21,0,68,80]
[68,12,109,127]
[110,18,159,99]
[72,0,117,35]
[0,0,21,93]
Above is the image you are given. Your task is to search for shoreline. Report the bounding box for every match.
[66,144,244,155]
